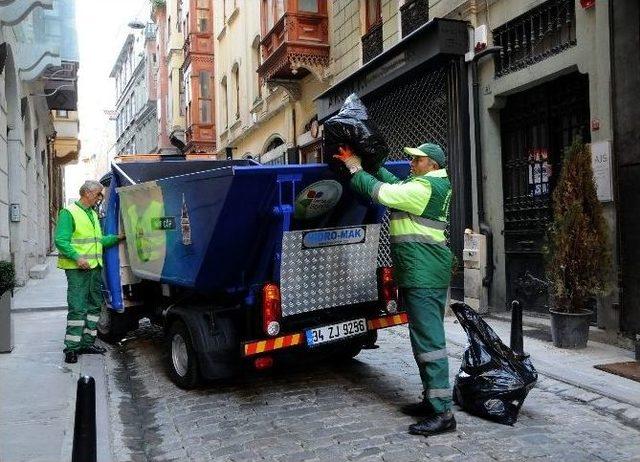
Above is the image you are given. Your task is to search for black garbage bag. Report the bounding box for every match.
[324,93,389,174]
[451,302,538,425]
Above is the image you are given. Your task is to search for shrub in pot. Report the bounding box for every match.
[545,139,611,349]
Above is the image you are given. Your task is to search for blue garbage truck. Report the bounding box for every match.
[100,157,411,388]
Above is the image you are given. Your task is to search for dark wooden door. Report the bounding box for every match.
[501,72,590,312]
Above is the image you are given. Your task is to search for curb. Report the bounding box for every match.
[444,335,640,431]
[11,305,68,313]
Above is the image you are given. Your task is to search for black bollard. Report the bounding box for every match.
[510,300,524,357]
[72,375,96,462]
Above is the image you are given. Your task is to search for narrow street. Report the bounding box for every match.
[106,325,640,462]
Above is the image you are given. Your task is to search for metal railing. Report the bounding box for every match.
[493,0,576,78]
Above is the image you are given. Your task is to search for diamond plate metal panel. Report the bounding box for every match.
[280,225,381,317]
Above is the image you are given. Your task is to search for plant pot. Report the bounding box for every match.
[0,291,14,353]
[549,308,592,349]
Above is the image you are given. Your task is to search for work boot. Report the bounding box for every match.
[79,344,107,355]
[64,351,78,364]
[408,411,456,436]
[400,400,436,417]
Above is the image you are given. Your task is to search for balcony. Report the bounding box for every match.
[361,21,383,65]
[258,11,329,82]
[400,0,429,38]
[43,61,78,111]
[493,0,576,78]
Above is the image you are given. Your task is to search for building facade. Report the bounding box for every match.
[182,0,216,156]
[214,0,330,164]
[110,25,159,156]
[320,0,632,339]
[0,0,79,284]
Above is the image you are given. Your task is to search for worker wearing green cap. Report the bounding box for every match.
[335,142,455,437]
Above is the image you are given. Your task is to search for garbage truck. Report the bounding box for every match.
[99,156,411,388]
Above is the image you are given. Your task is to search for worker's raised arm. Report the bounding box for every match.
[374,166,402,184]
[350,171,431,215]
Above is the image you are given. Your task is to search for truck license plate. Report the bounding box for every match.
[305,318,367,346]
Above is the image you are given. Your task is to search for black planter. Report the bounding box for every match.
[549,309,593,349]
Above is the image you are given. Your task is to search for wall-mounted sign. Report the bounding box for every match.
[591,140,613,202]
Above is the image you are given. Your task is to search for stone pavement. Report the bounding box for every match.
[3,258,640,462]
[0,258,112,462]
[106,322,640,462]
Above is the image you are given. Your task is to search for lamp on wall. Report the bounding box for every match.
[580,0,595,9]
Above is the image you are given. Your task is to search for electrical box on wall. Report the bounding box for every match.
[463,230,488,313]
[9,204,20,222]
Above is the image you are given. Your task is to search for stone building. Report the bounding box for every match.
[320,0,631,339]
[110,25,159,156]
[213,0,330,164]
[0,0,79,284]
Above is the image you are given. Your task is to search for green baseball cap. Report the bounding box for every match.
[403,143,446,168]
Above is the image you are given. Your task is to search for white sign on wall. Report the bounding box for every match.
[590,141,613,202]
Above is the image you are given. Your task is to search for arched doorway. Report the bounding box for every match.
[260,135,286,165]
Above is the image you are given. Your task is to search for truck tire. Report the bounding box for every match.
[166,319,200,389]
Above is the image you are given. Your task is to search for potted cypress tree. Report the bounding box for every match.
[0,260,16,352]
[545,139,611,349]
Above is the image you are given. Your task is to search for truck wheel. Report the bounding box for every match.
[166,320,200,389]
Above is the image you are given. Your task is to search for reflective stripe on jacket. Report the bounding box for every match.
[57,203,103,269]
[351,167,453,288]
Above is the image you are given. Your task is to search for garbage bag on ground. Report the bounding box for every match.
[451,302,538,425]
[324,93,389,174]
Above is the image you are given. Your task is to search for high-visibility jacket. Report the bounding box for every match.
[57,203,104,269]
[351,167,453,288]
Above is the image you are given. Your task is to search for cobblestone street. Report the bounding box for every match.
[106,324,640,462]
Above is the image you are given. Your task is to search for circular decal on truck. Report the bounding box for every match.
[294,180,343,220]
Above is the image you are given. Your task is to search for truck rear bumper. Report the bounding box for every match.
[242,312,408,357]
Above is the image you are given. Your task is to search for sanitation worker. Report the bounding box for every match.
[55,180,124,364]
[335,142,455,437]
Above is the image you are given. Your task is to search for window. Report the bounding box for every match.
[233,66,240,120]
[56,110,68,118]
[199,71,212,123]
[197,0,210,33]
[365,0,381,31]
[252,37,262,101]
[179,69,186,116]
[168,16,171,39]
[177,1,182,32]
[262,0,284,33]
[299,0,318,13]
[221,77,228,128]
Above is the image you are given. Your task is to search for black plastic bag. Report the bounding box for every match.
[324,93,389,174]
[451,302,538,425]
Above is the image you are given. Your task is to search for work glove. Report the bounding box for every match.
[333,145,363,174]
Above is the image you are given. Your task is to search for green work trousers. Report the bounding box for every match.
[63,268,103,352]
[402,287,451,413]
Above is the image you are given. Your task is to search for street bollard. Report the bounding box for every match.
[510,300,524,357]
[72,375,97,462]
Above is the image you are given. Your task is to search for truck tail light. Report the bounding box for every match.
[378,267,399,314]
[254,356,274,370]
[262,283,281,336]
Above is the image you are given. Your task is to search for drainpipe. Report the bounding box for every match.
[471,45,501,289]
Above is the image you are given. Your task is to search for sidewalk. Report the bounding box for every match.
[0,258,112,462]
[444,311,640,428]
